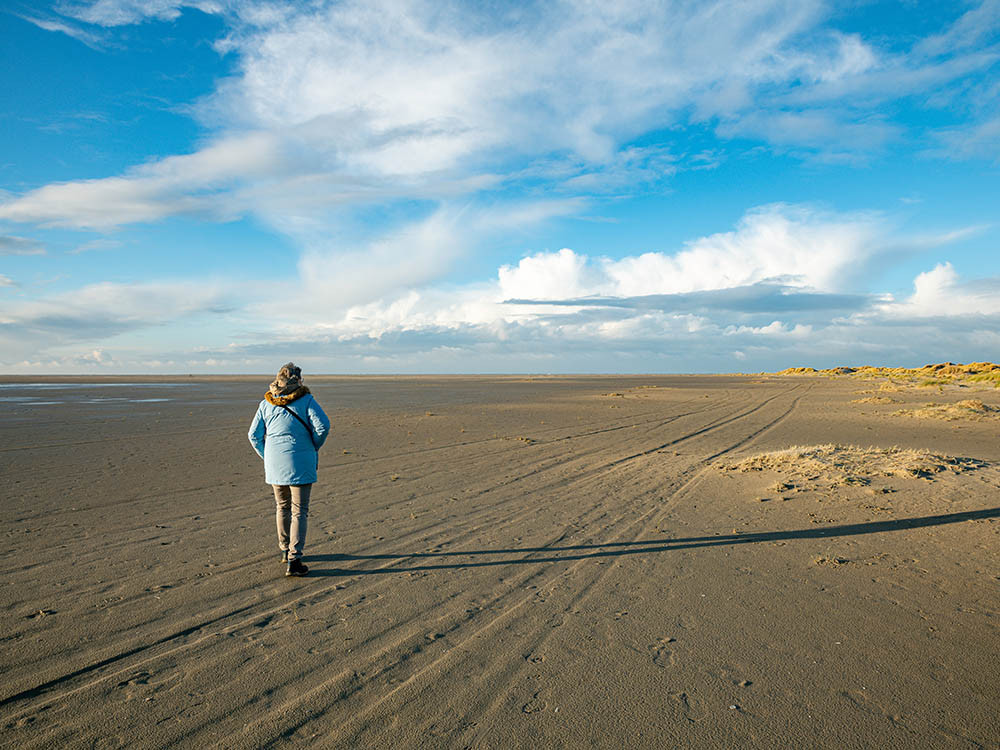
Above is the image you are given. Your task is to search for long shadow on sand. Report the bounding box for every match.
[306,507,1000,576]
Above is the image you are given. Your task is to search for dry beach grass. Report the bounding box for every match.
[895,399,1000,422]
[1,374,998,748]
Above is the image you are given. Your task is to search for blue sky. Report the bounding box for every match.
[0,0,998,374]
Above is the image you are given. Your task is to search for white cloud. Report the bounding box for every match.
[812,33,879,82]
[499,204,886,301]
[912,263,960,310]
[878,262,1000,318]
[934,116,1000,162]
[725,321,812,337]
[57,0,222,26]
[0,0,989,306]
[0,132,287,229]
[5,202,885,363]
[245,204,897,360]
[294,209,467,313]
[0,279,232,362]
[915,0,1000,57]
[0,275,18,288]
[225,204,986,372]
[249,198,585,323]
[717,110,899,156]
[4,2,999,371]
[7,0,967,233]
[499,249,592,302]
[69,238,123,254]
[17,14,104,48]
[0,235,46,255]
[4,201,988,372]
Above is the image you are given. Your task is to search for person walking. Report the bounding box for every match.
[248,363,330,576]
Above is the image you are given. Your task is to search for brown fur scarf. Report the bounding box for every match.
[265,385,310,406]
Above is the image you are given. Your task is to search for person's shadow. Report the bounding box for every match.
[306,506,1000,576]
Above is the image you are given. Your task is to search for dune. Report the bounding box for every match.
[775,361,1000,387]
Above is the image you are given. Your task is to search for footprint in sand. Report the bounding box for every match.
[522,691,547,714]
[650,637,677,667]
[669,691,706,722]
[117,671,151,688]
[5,715,35,729]
[116,671,154,701]
[117,669,182,700]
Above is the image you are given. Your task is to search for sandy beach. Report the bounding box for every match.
[1,374,998,749]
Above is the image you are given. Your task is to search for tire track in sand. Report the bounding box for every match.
[0,385,799,747]
[220,387,805,748]
[0,391,744,720]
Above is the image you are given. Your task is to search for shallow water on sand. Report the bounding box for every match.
[0,382,193,407]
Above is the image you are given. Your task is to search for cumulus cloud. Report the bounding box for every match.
[0,275,18,288]
[3,199,990,372]
[499,248,593,302]
[498,204,886,301]
[878,262,1000,318]
[245,203,932,351]
[219,204,986,373]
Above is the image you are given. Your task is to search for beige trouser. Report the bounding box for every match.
[273,484,312,560]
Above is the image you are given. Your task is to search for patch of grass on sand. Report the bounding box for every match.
[851,396,898,404]
[727,444,986,486]
[895,399,1000,421]
[877,381,905,392]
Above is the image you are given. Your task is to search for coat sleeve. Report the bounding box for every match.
[248,403,266,459]
[308,397,331,450]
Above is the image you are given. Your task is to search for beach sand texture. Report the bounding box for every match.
[1,375,998,748]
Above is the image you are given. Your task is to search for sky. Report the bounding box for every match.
[0,0,998,374]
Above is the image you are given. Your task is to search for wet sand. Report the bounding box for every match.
[1,375,998,748]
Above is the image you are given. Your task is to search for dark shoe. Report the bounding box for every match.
[286,558,308,577]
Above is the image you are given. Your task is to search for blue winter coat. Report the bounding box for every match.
[248,392,330,485]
